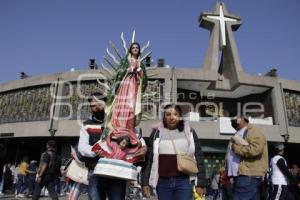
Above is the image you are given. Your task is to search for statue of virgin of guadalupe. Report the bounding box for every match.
[103,42,148,158]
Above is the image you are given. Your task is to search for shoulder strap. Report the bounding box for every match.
[153,128,159,139]
[242,129,248,139]
[47,151,53,163]
[168,131,178,154]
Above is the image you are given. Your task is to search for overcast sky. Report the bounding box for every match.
[0,0,299,83]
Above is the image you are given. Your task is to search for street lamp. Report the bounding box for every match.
[48,77,60,137]
[281,134,290,143]
[48,129,57,137]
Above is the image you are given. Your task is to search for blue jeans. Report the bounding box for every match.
[16,174,26,194]
[157,176,193,200]
[98,177,127,200]
[212,189,219,200]
[88,174,106,200]
[88,174,126,200]
[27,175,36,195]
[234,176,262,200]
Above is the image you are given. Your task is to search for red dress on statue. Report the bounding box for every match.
[110,57,143,153]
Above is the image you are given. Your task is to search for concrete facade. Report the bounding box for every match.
[0,67,299,142]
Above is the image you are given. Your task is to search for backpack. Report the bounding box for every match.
[46,151,61,175]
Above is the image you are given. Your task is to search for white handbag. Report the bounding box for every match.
[66,160,89,185]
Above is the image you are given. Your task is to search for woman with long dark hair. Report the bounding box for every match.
[141,104,206,200]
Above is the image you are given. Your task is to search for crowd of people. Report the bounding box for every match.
[202,117,300,200]
[0,42,300,200]
[0,155,69,198]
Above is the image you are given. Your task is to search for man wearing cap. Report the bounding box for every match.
[270,143,296,200]
[230,116,268,200]
[78,92,106,200]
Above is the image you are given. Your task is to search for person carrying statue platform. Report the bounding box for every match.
[92,41,148,162]
[77,92,107,200]
[90,41,148,199]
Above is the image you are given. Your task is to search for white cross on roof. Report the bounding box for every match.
[207,5,237,49]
